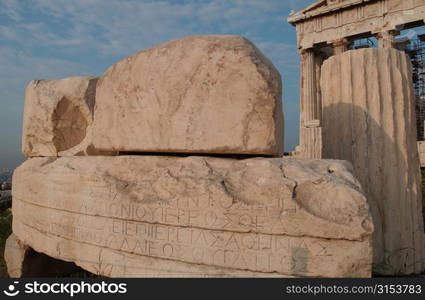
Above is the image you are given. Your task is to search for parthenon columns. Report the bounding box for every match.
[289,0,425,276]
[298,39,349,159]
[299,49,322,159]
[302,49,318,122]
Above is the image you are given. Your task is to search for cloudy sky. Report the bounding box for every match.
[0,0,314,169]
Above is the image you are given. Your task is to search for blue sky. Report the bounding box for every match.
[0,0,314,169]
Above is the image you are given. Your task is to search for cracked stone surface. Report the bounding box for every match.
[92,35,284,156]
[22,76,115,157]
[12,156,373,277]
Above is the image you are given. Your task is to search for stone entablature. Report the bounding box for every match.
[289,0,425,50]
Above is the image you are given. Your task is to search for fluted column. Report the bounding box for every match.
[302,49,317,121]
[299,48,322,159]
[321,48,425,275]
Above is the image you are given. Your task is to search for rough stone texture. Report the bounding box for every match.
[4,234,28,277]
[92,35,284,156]
[4,234,78,277]
[321,48,425,275]
[418,142,425,168]
[22,76,115,157]
[12,156,373,278]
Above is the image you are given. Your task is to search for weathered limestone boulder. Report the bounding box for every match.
[22,76,115,157]
[321,48,425,275]
[4,234,78,277]
[12,156,373,277]
[92,35,284,156]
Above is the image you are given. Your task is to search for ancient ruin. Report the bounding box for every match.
[12,156,372,277]
[22,76,114,157]
[321,48,424,274]
[289,0,425,275]
[5,35,374,278]
[6,1,425,277]
[288,0,425,159]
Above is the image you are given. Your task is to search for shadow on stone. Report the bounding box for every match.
[322,102,425,275]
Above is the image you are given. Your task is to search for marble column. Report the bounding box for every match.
[377,30,399,48]
[332,38,350,55]
[299,48,322,159]
[303,49,317,122]
[321,48,425,275]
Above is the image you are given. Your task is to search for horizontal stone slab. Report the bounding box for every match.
[92,35,284,156]
[13,221,289,278]
[13,199,372,277]
[12,156,373,277]
[22,76,116,157]
[12,156,373,241]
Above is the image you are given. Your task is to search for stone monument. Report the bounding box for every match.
[289,0,425,275]
[6,35,373,278]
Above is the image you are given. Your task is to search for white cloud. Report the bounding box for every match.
[255,41,299,69]
[0,0,301,57]
[0,0,24,21]
[0,0,304,113]
[0,46,91,82]
[287,0,317,13]
[0,45,93,166]
[0,46,92,114]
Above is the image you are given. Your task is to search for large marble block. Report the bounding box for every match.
[12,156,373,277]
[92,35,284,156]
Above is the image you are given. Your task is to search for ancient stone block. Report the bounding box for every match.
[12,156,373,277]
[4,234,78,277]
[92,35,284,156]
[22,76,114,157]
[321,48,425,275]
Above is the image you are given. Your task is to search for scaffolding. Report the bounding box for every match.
[349,37,377,50]
[405,34,425,141]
